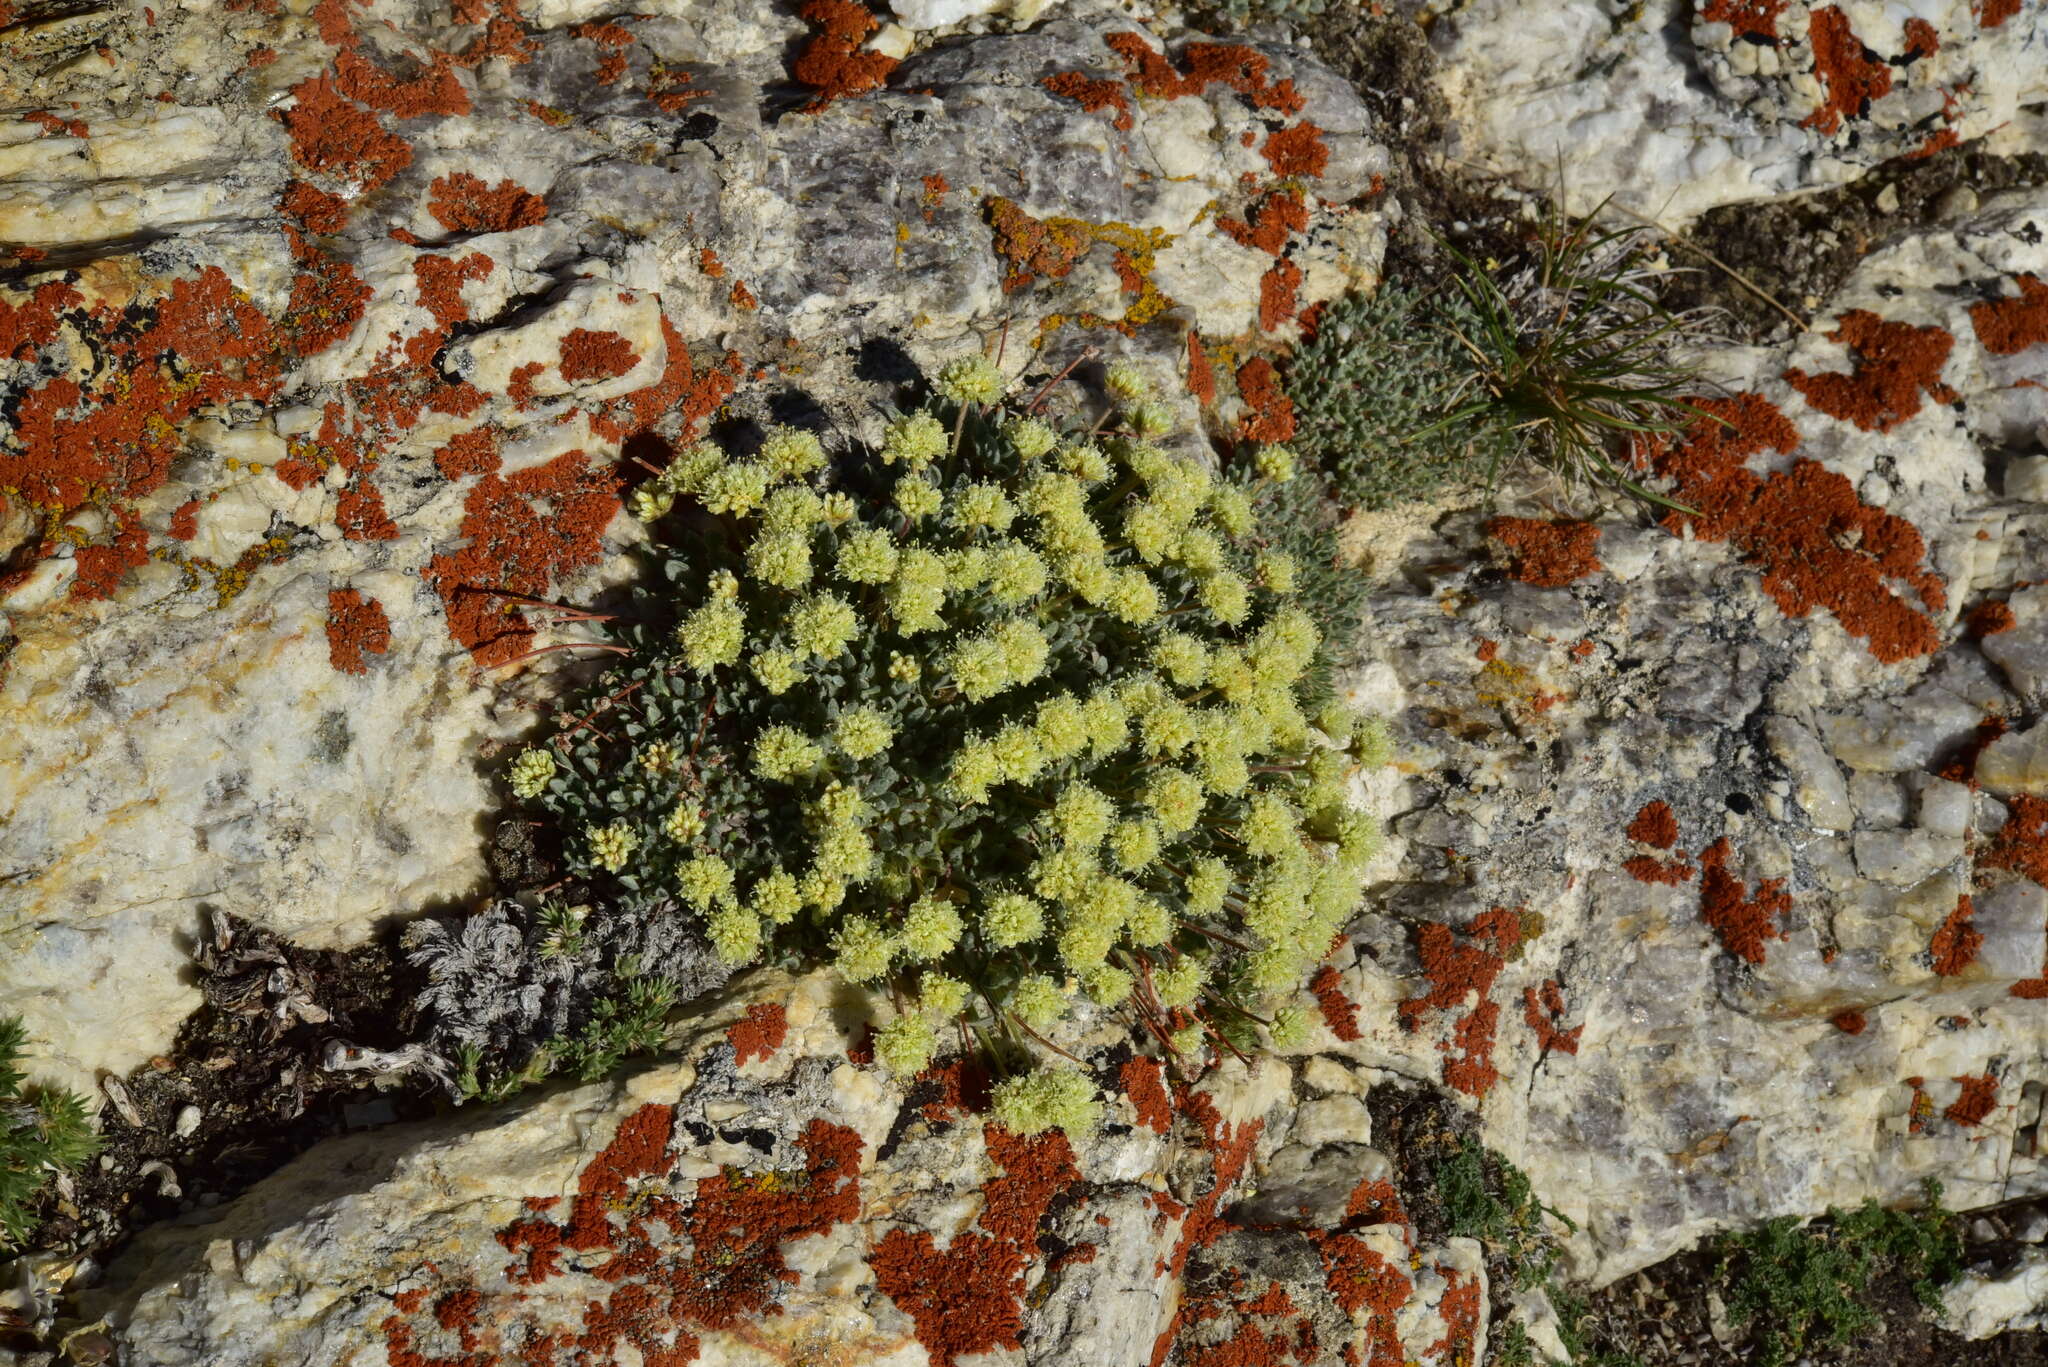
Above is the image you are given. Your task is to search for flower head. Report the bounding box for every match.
[937,353,1005,406]
[509,748,556,799]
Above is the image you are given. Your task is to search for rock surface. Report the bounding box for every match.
[90,975,1488,1367]
[5,0,2048,1359]
[0,0,1387,1094]
[1435,0,2048,222]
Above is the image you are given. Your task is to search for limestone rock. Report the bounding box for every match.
[1436,0,2048,221]
[91,980,1486,1367]
[0,1,1388,1095]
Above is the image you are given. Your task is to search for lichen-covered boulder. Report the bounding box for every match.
[1301,187,2048,1282]
[0,0,1388,1094]
[89,976,1484,1367]
[1436,0,2048,221]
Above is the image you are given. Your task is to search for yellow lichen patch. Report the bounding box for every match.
[983,196,1177,339]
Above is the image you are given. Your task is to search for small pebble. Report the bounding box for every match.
[174,1104,202,1139]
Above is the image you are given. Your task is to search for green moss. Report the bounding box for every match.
[1714,1180,1964,1367]
[0,1016,100,1249]
[1435,1135,1574,1289]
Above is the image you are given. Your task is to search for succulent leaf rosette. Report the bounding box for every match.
[510,355,1383,1135]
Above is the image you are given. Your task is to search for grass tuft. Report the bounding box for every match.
[0,1015,100,1249]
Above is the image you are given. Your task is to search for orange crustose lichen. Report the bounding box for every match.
[726,1002,788,1066]
[1930,895,1983,976]
[790,0,898,111]
[1698,837,1792,965]
[1121,1056,1173,1134]
[1945,1073,1998,1127]
[1983,794,2048,887]
[1698,0,1788,38]
[1488,518,1603,587]
[1522,979,1583,1056]
[1972,275,2048,355]
[1310,964,1364,1042]
[1635,392,1945,664]
[1398,908,1521,1098]
[1234,357,1295,443]
[1800,6,1894,136]
[872,1127,1080,1366]
[1784,310,1958,433]
[424,451,623,667]
[1623,800,1695,885]
[1831,1009,1867,1034]
[326,588,392,673]
[425,172,548,234]
[558,328,641,383]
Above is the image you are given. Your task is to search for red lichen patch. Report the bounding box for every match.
[1902,17,1940,58]
[1831,1009,1868,1034]
[1344,1177,1406,1232]
[332,48,471,119]
[1398,908,1520,1098]
[1217,189,1309,256]
[1147,1089,1265,1367]
[336,481,400,541]
[1041,70,1134,131]
[165,499,201,542]
[1121,1056,1173,1134]
[872,1127,1080,1367]
[276,74,414,196]
[1969,600,2018,636]
[573,18,634,85]
[920,172,950,222]
[283,252,373,358]
[558,328,640,383]
[1698,837,1792,965]
[1972,275,2048,355]
[1235,357,1295,442]
[426,172,547,234]
[1312,1234,1409,1366]
[1624,800,1694,884]
[1,266,310,600]
[1938,713,2009,785]
[985,196,1092,294]
[1187,332,1216,406]
[1785,309,1957,433]
[1261,123,1329,179]
[425,450,622,666]
[432,426,500,481]
[727,1002,788,1066]
[1475,639,1498,664]
[326,587,392,673]
[1628,800,1680,849]
[281,180,352,235]
[1488,517,1603,587]
[506,360,545,408]
[25,109,88,138]
[1522,980,1583,1056]
[1984,794,2048,886]
[443,1107,863,1364]
[1257,258,1304,333]
[1972,0,2022,27]
[730,279,758,310]
[1427,1266,1483,1367]
[1698,0,1787,39]
[1310,964,1363,1042]
[1635,392,1944,664]
[1101,33,1304,115]
[915,1055,993,1125]
[790,0,897,112]
[1946,1073,1998,1126]
[1931,895,1984,976]
[587,320,738,449]
[1801,6,1893,136]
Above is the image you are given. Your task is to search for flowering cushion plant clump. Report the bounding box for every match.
[509,355,1384,1136]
